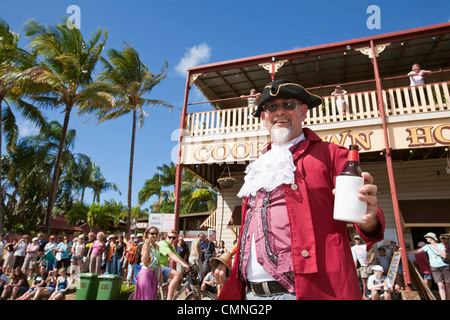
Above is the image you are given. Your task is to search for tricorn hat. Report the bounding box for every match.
[253,79,323,117]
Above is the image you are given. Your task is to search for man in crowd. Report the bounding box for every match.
[158,230,190,300]
[189,233,206,278]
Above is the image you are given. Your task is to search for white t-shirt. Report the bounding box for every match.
[0,273,10,285]
[408,71,425,86]
[351,244,368,266]
[45,241,57,252]
[14,240,27,256]
[73,242,85,256]
[367,274,392,291]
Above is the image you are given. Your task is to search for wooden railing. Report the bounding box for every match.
[187,105,262,136]
[185,81,450,136]
[200,209,217,229]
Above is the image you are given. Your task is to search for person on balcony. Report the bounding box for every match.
[408,63,431,86]
[241,88,261,107]
[331,85,348,115]
[214,79,385,300]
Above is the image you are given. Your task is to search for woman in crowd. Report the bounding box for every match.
[125,236,138,286]
[113,234,126,276]
[49,268,72,300]
[3,241,16,276]
[134,226,161,300]
[216,240,226,256]
[33,268,57,300]
[104,235,116,274]
[55,235,71,270]
[23,237,39,279]
[0,267,29,300]
[410,232,450,300]
[70,235,85,277]
[414,241,433,290]
[87,232,105,274]
[13,235,28,270]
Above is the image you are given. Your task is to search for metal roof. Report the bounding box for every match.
[187,22,450,110]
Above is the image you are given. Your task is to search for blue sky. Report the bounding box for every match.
[1,0,449,210]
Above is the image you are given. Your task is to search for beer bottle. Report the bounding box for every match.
[340,145,362,177]
[333,144,367,223]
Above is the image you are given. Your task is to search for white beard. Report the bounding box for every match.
[271,127,292,145]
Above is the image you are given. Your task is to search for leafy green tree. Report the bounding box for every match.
[180,170,216,214]
[138,162,217,214]
[93,43,172,231]
[0,19,46,233]
[19,20,110,234]
[1,120,75,232]
[1,119,118,233]
[138,162,176,212]
[90,165,121,204]
[67,157,120,204]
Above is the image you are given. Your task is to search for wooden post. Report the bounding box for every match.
[370,40,413,290]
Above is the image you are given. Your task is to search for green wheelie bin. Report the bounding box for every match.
[96,274,123,300]
[75,273,100,300]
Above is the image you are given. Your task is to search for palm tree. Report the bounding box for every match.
[138,162,217,214]
[67,154,94,203]
[0,19,46,234]
[68,157,120,204]
[1,120,77,233]
[19,20,110,234]
[138,162,176,212]
[90,165,121,204]
[93,43,173,231]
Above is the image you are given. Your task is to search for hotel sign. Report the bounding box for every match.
[181,122,450,165]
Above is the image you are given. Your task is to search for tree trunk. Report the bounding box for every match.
[126,108,137,234]
[45,105,72,235]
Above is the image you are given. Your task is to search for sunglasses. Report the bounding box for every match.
[262,100,299,113]
[148,232,158,236]
[167,236,177,240]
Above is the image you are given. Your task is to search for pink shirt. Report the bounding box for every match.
[26,243,39,258]
[91,241,104,255]
[238,185,295,293]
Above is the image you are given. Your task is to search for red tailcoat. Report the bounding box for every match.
[219,128,385,300]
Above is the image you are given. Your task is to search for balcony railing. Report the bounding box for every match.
[185,81,450,137]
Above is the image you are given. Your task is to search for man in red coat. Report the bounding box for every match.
[214,79,385,300]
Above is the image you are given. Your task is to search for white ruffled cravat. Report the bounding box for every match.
[237,134,305,198]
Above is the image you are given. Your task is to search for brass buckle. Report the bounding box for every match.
[262,282,272,295]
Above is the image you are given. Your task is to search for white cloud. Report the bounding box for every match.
[175,43,212,76]
[18,120,39,138]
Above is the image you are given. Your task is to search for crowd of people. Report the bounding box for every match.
[0,229,224,300]
[351,232,450,300]
[0,231,139,300]
[133,229,223,300]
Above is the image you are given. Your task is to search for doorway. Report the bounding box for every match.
[410,227,447,248]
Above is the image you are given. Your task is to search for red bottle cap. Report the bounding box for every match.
[347,145,359,162]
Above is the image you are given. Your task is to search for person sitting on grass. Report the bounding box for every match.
[49,268,72,300]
